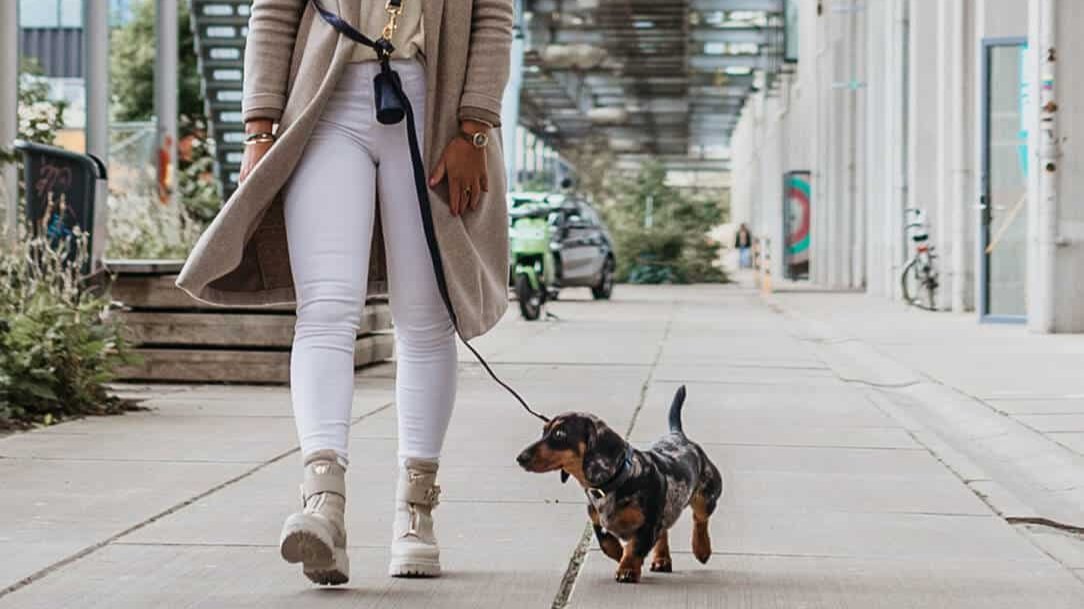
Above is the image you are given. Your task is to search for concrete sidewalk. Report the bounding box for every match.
[769,287,1084,528]
[2,285,1083,608]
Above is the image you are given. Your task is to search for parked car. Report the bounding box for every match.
[508,192,616,319]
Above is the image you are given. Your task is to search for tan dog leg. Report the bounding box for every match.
[649,530,672,573]
[691,493,712,564]
[615,538,644,583]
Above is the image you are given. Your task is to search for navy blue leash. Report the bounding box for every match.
[308,0,550,424]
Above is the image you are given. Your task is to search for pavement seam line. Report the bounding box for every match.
[550,303,676,609]
[0,400,395,600]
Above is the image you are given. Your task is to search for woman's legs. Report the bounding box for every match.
[284,79,379,463]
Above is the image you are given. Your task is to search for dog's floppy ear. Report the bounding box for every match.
[582,418,626,487]
[560,470,570,483]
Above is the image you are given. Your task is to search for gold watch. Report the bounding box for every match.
[459,129,490,149]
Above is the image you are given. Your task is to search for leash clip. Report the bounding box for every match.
[382,0,403,41]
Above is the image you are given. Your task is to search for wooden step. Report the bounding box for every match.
[117,334,395,384]
[107,262,396,384]
[118,303,392,348]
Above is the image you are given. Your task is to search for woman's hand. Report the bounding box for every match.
[239,119,275,184]
[428,121,490,216]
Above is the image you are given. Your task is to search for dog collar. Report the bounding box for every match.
[587,446,635,500]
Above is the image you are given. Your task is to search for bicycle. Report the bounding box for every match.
[900,208,939,311]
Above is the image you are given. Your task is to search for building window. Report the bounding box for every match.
[18,0,84,28]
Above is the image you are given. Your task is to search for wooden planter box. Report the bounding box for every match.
[106,260,394,384]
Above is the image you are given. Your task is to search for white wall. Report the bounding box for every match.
[1026,0,1084,332]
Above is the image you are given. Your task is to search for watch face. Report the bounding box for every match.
[473,132,489,148]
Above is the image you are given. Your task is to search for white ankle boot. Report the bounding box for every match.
[280,450,350,585]
[389,458,442,577]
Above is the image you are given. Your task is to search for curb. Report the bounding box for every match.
[762,291,1084,568]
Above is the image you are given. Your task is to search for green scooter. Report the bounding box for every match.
[509,202,558,320]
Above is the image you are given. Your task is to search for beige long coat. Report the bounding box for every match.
[175,0,513,340]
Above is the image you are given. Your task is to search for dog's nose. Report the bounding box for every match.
[516,451,531,467]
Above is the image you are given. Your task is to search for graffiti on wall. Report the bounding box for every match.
[783,171,811,280]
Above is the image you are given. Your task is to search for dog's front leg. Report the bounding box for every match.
[588,505,623,562]
[649,529,672,573]
[615,530,653,583]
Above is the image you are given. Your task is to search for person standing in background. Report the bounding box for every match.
[735,223,753,269]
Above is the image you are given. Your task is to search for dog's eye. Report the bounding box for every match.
[553,429,567,440]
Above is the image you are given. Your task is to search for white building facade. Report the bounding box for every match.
[730,0,1084,333]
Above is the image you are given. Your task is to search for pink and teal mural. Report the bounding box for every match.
[783,171,811,280]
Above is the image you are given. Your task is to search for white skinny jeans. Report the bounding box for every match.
[283,60,457,464]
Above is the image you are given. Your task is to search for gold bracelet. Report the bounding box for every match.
[244,132,276,145]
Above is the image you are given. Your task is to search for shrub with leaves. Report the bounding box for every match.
[0,60,67,164]
[0,60,69,214]
[106,192,203,260]
[0,230,137,429]
[602,162,727,284]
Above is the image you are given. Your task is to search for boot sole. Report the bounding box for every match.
[280,515,349,585]
[388,557,441,578]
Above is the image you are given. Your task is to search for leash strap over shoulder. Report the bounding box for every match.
[308,0,550,424]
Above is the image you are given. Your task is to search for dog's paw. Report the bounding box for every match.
[649,557,672,573]
[614,568,641,583]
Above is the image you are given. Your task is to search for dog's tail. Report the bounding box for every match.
[668,385,687,434]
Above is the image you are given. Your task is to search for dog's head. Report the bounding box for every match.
[516,413,628,487]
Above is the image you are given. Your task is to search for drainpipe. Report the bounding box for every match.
[1034,0,1060,332]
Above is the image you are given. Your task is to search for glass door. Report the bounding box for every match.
[981,39,1029,321]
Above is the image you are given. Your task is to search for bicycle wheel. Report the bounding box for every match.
[902,257,937,311]
[901,258,921,307]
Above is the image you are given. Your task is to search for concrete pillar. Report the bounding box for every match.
[818,0,865,290]
[156,0,178,206]
[948,0,976,312]
[811,0,830,285]
[85,0,109,163]
[864,0,887,297]
[907,0,940,302]
[1,0,17,241]
[1027,0,1084,332]
[850,1,867,289]
[887,0,909,300]
[761,93,785,281]
[501,0,524,190]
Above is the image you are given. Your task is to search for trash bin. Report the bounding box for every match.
[14,140,108,275]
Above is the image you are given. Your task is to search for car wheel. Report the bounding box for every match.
[592,257,615,300]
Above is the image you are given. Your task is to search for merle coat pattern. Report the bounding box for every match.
[517,386,723,583]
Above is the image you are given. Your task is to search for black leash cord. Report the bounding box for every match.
[309,0,550,424]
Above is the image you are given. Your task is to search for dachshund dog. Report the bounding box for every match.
[516,386,723,583]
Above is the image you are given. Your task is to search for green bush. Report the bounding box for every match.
[601,162,728,284]
[0,231,138,430]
